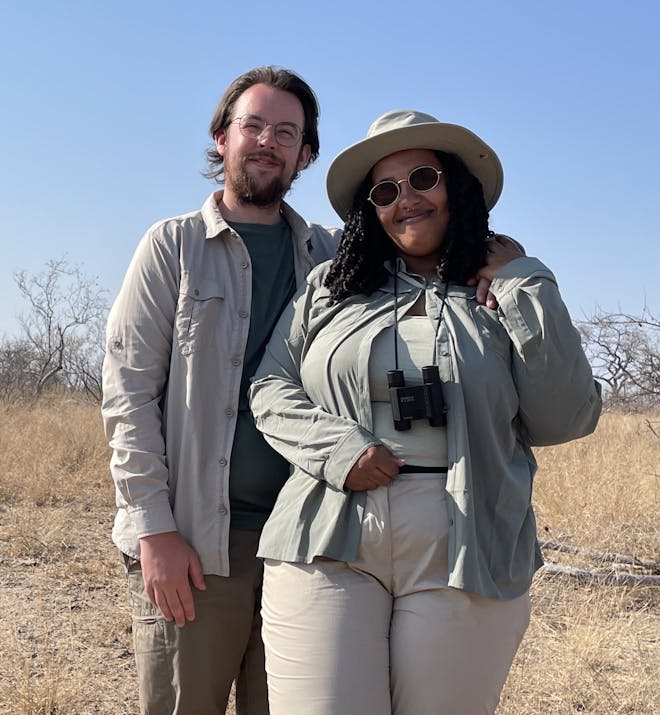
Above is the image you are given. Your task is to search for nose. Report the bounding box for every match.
[397,179,419,205]
[257,123,277,147]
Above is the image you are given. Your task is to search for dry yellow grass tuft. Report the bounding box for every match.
[534,411,659,556]
[0,398,657,714]
[0,395,110,508]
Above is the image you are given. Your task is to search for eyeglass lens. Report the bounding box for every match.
[237,115,302,147]
[369,166,442,207]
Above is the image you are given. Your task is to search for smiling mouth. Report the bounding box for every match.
[397,209,432,224]
[247,152,283,169]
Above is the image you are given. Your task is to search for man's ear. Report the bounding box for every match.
[298,144,312,171]
[215,130,227,157]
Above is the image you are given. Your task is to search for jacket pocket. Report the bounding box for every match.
[175,271,225,354]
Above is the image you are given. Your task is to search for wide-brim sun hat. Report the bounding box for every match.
[326,109,503,220]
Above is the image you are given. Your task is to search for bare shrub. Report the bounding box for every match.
[0,338,40,403]
[11,258,108,402]
[578,307,660,410]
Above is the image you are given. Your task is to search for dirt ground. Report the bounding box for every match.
[1,500,657,715]
[0,503,140,714]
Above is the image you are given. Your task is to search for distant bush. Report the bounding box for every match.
[1,258,108,403]
[577,306,660,410]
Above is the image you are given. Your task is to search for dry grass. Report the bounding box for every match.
[0,399,657,714]
[533,412,658,556]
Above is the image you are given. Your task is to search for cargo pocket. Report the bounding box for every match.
[126,568,178,711]
[175,271,225,355]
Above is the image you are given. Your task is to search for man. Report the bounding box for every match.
[102,66,339,714]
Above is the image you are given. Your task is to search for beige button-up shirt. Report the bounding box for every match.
[101,192,340,576]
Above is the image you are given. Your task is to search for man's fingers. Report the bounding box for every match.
[157,586,193,628]
[152,587,174,623]
[145,575,198,626]
[189,553,207,592]
[167,595,186,628]
[475,277,490,305]
[178,586,196,624]
[486,290,497,310]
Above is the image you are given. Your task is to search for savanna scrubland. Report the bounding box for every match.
[0,397,657,714]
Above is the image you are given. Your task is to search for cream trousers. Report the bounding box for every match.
[262,473,531,715]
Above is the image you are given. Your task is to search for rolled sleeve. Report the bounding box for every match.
[102,227,180,537]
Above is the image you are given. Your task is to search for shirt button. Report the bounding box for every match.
[194,289,200,296]
[219,458,227,466]
[218,505,228,515]
[239,310,249,319]
[449,519,454,527]
[241,262,249,269]
[231,358,240,367]
[225,408,235,418]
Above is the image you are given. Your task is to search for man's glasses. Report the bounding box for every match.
[368,166,444,208]
[231,114,304,147]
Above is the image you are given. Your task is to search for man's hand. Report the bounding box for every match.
[477,234,525,282]
[468,276,497,309]
[468,234,525,308]
[139,531,206,627]
[344,445,404,491]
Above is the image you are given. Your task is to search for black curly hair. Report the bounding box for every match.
[324,151,491,304]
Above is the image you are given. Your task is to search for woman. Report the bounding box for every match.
[249,110,602,714]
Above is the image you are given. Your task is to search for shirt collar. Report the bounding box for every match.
[200,191,312,249]
[383,258,477,299]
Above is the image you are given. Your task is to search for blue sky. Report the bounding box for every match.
[1,0,658,336]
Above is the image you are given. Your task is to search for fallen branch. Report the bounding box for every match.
[541,563,660,586]
[539,540,659,571]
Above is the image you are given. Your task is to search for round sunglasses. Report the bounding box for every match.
[367,165,443,208]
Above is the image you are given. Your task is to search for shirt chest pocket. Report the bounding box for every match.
[175,271,225,355]
[475,309,512,364]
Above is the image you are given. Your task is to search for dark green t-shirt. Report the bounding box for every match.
[227,219,296,531]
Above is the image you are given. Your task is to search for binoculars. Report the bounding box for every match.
[387,366,447,431]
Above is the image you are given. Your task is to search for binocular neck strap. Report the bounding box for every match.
[392,267,449,370]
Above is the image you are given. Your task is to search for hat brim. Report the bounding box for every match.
[326,122,503,220]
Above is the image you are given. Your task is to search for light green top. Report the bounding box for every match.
[249,256,602,599]
[369,316,448,466]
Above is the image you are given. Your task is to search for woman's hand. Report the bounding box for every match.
[344,445,405,491]
[476,234,525,283]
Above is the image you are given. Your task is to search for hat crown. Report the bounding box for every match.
[367,110,440,139]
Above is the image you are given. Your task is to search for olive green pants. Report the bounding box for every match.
[125,529,268,715]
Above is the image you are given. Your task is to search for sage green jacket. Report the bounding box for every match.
[249,256,602,599]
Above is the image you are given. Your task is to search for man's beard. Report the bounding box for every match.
[226,152,295,208]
